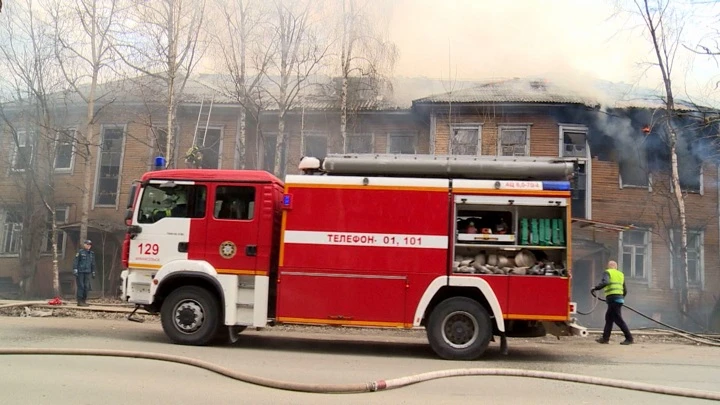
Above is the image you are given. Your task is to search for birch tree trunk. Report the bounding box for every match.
[79,74,97,244]
[636,0,690,315]
[166,0,177,167]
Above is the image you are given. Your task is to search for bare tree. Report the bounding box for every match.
[114,0,207,168]
[335,0,397,151]
[630,0,693,315]
[212,0,272,169]
[49,0,120,246]
[0,0,66,297]
[263,0,328,176]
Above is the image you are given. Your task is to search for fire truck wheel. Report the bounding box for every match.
[161,286,221,346]
[426,297,492,360]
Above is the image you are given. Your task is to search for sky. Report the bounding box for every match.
[384,0,720,106]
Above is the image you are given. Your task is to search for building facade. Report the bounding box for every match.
[1,77,717,330]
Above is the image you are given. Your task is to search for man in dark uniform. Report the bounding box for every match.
[73,239,96,307]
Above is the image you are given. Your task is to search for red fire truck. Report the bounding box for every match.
[120,154,587,360]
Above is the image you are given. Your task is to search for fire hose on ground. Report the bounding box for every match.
[0,347,720,400]
[577,290,720,347]
[1,299,720,399]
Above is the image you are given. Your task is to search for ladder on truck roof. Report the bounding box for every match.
[302,153,577,181]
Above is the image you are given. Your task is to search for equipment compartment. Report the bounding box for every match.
[451,199,568,277]
[456,209,514,243]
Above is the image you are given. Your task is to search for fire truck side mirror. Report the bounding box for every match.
[127,225,142,236]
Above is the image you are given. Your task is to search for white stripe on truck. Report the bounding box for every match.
[283,230,448,249]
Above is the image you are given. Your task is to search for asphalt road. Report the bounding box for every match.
[1,316,719,405]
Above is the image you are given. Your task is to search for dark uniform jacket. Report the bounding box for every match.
[73,249,96,273]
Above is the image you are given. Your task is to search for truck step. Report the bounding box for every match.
[235,305,254,324]
[237,287,255,305]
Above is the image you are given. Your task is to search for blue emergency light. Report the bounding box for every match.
[281,194,293,210]
[154,156,166,170]
[542,181,571,191]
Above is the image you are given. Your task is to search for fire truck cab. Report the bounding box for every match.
[121,154,587,360]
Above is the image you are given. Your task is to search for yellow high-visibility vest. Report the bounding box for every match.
[604,268,625,296]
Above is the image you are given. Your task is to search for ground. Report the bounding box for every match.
[1,305,719,404]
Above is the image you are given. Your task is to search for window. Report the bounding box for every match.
[678,155,702,193]
[303,132,328,159]
[151,127,169,159]
[571,162,588,219]
[54,129,75,172]
[263,134,277,173]
[559,126,591,219]
[498,126,529,156]
[618,137,650,188]
[345,133,373,153]
[95,126,125,206]
[562,130,587,158]
[619,159,650,188]
[43,207,68,255]
[11,130,34,172]
[214,186,255,220]
[0,209,22,255]
[619,229,650,281]
[196,127,222,169]
[671,229,704,287]
[137,184,207,224]
[450,126,480,155]
[387,132,416,154]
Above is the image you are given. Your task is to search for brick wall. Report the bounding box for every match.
[258,111,429,175]
[432,110,561,156]
[430,106,719,327]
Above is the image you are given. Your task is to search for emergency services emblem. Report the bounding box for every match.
[219,241,237,259]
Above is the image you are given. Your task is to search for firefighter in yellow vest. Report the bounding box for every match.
[592,260,634,344]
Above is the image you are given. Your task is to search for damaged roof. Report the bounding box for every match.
[411,77,708,111]
[2,74,710,113]
[413,78,593,105]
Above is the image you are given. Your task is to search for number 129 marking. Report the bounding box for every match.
[139,243,159,255]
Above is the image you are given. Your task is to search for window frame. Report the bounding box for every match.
[619,160,652,190]
[93,124,127,209]
[54,128,77,173]
[616,135,652,190]
[345,133,374,154]
[449,124,482,156]
[669,228,705,289]
[671,160,704,195]
[136,183,208,224]
[618,228,652,283]
[0,207,23,256]
[302,130,329,159]
[558,124,592,219]
[213,185,256,221]
[11,130,35,173]
[386,131,418,154]
[148,125,180,167]
[260,132,288,175]
[41,206,69,256]
[196,126,224,169]
[497,124,531,157]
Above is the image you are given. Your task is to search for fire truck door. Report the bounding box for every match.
[204,184,259,274]
[129,182,208,269]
